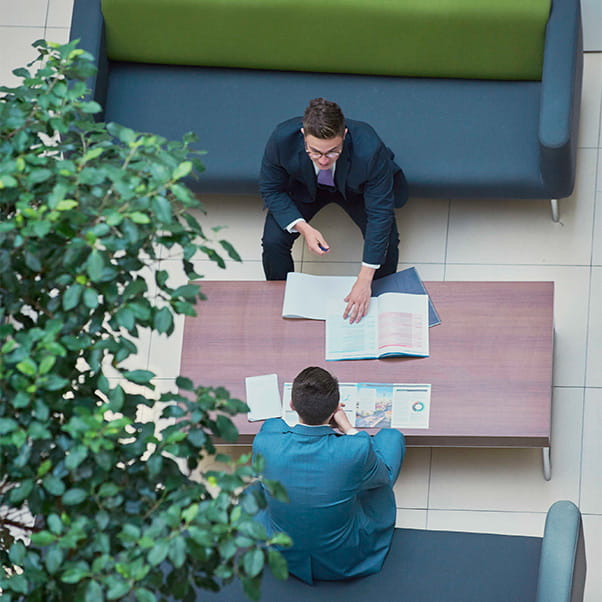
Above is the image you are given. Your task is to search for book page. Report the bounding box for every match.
[282,272,356,319]
[281,382,298,425]
[325,300,379,360]
[245,374,281,421]
[376,293,429,357]
[390,384,431,429]
[355,383,394,428]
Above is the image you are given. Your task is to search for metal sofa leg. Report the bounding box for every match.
[550,199,559,223]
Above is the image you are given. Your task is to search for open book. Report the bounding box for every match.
[282,268,440,326]
[325,292,429,360]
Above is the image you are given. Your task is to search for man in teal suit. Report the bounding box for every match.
[252,367,405,584]
[260,98,408,323]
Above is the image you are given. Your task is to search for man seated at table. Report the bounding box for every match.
[252,366,405,584]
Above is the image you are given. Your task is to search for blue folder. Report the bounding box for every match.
[371,267,441,327]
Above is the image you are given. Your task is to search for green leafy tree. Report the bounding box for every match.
[0,40,290,601]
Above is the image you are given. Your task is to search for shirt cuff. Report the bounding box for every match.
[286,218,306,233]
[362,262,381,270]
[346,428,359,435]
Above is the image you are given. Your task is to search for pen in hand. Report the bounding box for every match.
[318,243,329,252]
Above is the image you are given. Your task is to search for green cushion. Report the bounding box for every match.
[101,0,551,80]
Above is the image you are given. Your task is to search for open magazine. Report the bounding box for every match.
[325,292,429,360]
[282,382,431,429]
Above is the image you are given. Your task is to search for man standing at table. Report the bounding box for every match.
[252,366,405,584]
[260,98,408,323]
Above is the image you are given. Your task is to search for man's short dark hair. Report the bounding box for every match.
[292,366,340,425]
[302,98,346,139]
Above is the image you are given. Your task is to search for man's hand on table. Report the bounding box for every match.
[343,266,376,323]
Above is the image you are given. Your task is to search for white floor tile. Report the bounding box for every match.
[397,197,450,264]
[0,1,48,26]
[393,447,431,510]
[446,148,597,266]
[428,387,583,512]
[444,264,590,387]
[579,53,602,148]
[395,509,428,529]
[581,388,602,513]
[47,0,74,28]
[0,27,45,87]
[300,261,366,276]
[301,202,364,265]
[426,509,547,537]
[583,514,602,602]
[184,195,302,263]
[586,268,602,387]
[43,26,69,45]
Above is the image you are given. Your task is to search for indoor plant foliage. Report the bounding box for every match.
[0,40,290,601]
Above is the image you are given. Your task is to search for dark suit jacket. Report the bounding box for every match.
[253,418,397,585]
[259,118,408,266]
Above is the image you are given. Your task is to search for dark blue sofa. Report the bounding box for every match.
[69,0,582,223]
[200,500,586,601]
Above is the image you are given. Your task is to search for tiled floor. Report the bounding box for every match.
[1,1,601,599]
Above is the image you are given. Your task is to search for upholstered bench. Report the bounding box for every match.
[197,501,586,601]
[70,0,582,220]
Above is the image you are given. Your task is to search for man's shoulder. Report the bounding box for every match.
[346,119,384,151]
[271,117,303,139]
[257,417,288,434]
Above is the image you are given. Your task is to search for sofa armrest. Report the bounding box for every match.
[535,501,586,602]
[69,0,108,118]
[538,0,583,198]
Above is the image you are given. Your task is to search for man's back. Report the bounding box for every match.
[253,418,400,584]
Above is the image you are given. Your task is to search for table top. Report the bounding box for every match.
[180,280,554,447]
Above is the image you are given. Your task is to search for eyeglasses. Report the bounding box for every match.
[305,147,342,160]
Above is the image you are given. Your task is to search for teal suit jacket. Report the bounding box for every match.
[253,418,397,584]
[259,118,408,266]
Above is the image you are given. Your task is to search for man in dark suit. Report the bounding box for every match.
[253,366,405,584]
[260,98,408,323]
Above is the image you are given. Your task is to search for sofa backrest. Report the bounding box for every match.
[101,0,551,81]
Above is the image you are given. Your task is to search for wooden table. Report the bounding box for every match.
[181,281,554,477]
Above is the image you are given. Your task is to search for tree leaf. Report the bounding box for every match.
[134,588,157,602]
[242,549,264,578]
[267,548,289,580]
[106,576,131,599]
[61,566,89,584]
[45,547,64,574]
[173,161,192,180]
[147,540,169,566]
[215,414,239,443]
[85,580,104,602]
[83,287,99,309]
[168,535,187,568]
[63,488,88,505]
[124,369,155,385]
[16,358,36,376]
[152,306,173,334]
[151,195,173,223]
[86,250,105,282]
[43,474,66,496]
